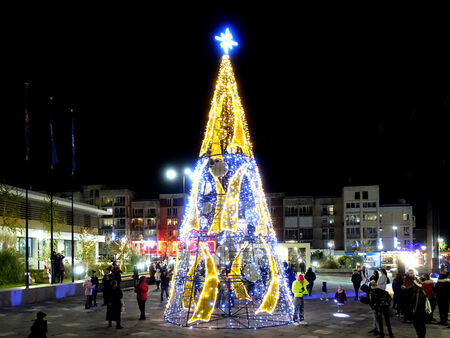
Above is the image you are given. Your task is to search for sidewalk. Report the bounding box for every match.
[0,284,447,337]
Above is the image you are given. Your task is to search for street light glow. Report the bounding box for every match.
[392,226,398,230]
[438,238,444,243]
[166,169,177,180]
[184,168,192,176]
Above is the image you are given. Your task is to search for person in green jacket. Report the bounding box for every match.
[292,274,309,325]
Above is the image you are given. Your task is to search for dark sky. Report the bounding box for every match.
[1,6,449,234]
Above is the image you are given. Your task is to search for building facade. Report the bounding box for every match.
[343,185,381,252]
[283,196,314,244]
[379,204,415,251]
[0,185,107,270]
[131,199,159,242]
[157,193,187,256]
[266,192,285,241]
[312,197,344,250]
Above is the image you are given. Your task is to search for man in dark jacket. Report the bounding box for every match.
[102,268,114,306]
[304,267,316,296]
[411,281,427,338]
[351,269,363,300]
[434,269,449,325]
[90,270,99,307]
[370,280,393,338]
[111,262,123,287]
[160,269,170,302]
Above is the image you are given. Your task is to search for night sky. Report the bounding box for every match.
[1,7,449,235]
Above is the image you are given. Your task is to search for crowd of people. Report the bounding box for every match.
[285,261,449,337]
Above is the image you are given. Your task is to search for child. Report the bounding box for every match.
[29,311,48,337]
[320,281,329,301]
[334,285,347,312]
[83,278,94,309]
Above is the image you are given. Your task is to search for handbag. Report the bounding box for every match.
[424,297,432,315]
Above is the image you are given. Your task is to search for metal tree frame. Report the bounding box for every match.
[164,230,293,329]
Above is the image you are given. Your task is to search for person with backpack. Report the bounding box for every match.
[351,269,363,300]
[304,267,316,296]
[370,280,393,338]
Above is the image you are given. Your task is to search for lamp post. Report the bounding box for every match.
[165,167,192,194]
[35,230,44,270]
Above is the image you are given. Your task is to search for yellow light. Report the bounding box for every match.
[199,55,252,158]
[188,242,219,324]
[255,238,280,314]
[230,242,252,301]
[183,252,203,309]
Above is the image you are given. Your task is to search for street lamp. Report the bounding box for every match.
[165,167,193,193]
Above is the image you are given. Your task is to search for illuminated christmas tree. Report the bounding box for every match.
[164,28,294,329]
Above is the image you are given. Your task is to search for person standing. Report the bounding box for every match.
[420,273,435,323]
[299,261,306,274]
[411,280,427,338]
[154,267,161,290]
[434,268,449,326]
[28,311,48,338]
[334,285,347,313]
[90,270,99,307]
[292,274,309,325]
[133,265,139,288]
[160,269,170,302]
[111,262,122,287]
[377,269,388,290]
[134,276,149,320]
[361,283,380,336]
[370,280,394,338]
[82,278,94,309]
[401,270,416,323]
[102,268,114,306]
[304,267,316,296]
[286,265,296,295]
[391,273,404,317]
[320,281,329,301]
[369,270,379,283]
[106,280,123,329]
[351,269,363,300]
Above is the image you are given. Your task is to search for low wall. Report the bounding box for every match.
[0,281,85,307]
[0,274,149,307]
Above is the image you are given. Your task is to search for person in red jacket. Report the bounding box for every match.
[420,273,435,323]
[134,276,149,320]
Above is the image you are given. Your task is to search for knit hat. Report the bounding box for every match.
[36,311,47,320]
[298,274,304,281]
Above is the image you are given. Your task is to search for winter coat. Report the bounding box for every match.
[335,290,347,304]
[90,276,99,290]
[434,274,450,303]
[421,280,434,299]
[392,278,403,302]
[106,287,123,321]
[155,269,161,281]
[305,270,316,283]
[413,287,427,318]
[292,280,309,298]
[160,271,170,288]
[351,272,362,285]
[83,280,94,296]
[377,274,387,290]
[28,319,47,338]
[370,287,392,310]
[135,278,149,301]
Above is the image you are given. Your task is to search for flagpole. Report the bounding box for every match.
[71,108,75,283]
[50,96,55,285]
[24,82,30,288]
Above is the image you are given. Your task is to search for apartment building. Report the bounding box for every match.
[283,196,314,243]
[266,192,285,241]
[379,204,415,251]
[312,197,344,250]
[343,185,381,252]
[158,193,187,256]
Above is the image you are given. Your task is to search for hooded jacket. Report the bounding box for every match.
[292,279,309,298]
[134,276,149,301]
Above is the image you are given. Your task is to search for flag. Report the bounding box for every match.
[71,109,76,175]
[24,83,30,162]
[49,97,58,168]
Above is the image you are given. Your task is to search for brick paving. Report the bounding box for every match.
[0,283,448,337]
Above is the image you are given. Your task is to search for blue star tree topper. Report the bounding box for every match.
[215,28,238,54]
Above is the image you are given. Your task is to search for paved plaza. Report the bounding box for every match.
[0,281,448,337]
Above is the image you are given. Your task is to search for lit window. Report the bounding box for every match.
[403,213,409,221]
